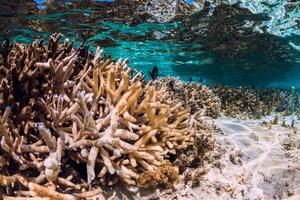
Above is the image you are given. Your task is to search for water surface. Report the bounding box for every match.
[0,0,299,88]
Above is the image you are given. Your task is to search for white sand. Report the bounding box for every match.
[191,116,300,200]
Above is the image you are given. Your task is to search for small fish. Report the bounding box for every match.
[168,79,175,91]
[37,39,44,48]
[199,77,203,84]
[149,66,158,80]
[77,45,89,59]
[189,77,192,83]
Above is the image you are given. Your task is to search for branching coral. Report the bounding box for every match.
[211,84,300,118]
[0,34,213,198]
[153,77,221,118]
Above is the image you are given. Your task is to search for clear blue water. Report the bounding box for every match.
[0,0,299,88]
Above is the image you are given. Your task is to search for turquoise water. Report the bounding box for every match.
[0,0,299,88]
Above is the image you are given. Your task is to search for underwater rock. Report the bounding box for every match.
[0,34,214,198]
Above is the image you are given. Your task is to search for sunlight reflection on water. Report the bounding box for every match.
[1,0,300,89]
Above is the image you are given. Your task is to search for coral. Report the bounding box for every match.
[137,161,179,188]
[153,77,221,118]
[174,113,215,187]
[211,84,300,118]
[0,34,213,198]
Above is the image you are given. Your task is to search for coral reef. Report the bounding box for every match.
[211,84,300,118]
[154,78,300,119]
[0,34,213,199]
[153,77,221,118]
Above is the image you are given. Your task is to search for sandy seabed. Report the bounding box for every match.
[200,116,300,200]
[120,116,300,200]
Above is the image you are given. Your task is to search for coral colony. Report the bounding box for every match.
[153,77,221,118]
[0,34,214,199]
[211,85,300,119]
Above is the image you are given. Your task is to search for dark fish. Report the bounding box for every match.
[149,66,158,80]
[37,39,44,48]
[77,45,89,59]
[168,79,175,91]
[189,77,192,83]
[199,77,203,84]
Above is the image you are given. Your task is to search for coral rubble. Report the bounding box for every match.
[0,34,213,199]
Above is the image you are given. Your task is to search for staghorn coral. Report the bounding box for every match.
[0,34,213,199]
[153,77,221,118]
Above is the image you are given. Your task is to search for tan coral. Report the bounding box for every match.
[137,161,180,188]
[45,55,195,186]
[0,34,213,198]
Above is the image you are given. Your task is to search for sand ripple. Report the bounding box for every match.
[202,116,300,200]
